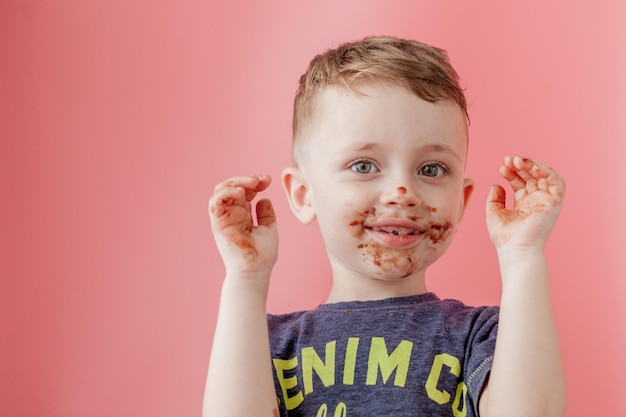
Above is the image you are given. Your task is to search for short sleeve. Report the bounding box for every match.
[463,306,499,415]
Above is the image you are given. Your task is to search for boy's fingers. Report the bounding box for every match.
[531,159,561,184]
[244,175,272,202]
[533,160,566,199]
[213,175,272,198]
[209,192,253,236]
[254,174,272,191]
[510,156,539,184]
[523,159,565,199]
[214,176,251,194]
[500,165,527,192]
[256,199,277,228]
[209,186,245,216]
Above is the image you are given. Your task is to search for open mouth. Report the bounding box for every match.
[368,227,422,236]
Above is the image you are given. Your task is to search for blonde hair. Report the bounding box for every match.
[292,36,468,146]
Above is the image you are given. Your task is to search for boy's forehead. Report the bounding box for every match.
[294,82,469,165]
[313,81,467,123]
[313,83,467,139]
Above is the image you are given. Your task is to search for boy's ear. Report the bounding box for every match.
[281,167,316,224]
[458,178,474,222]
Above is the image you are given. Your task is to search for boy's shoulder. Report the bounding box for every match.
[267,292,499,334]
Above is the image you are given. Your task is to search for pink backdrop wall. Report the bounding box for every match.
[2,1,625,416]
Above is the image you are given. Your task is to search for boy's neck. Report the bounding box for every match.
[325,270,428,303]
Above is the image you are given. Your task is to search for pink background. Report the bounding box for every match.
[2,1,625,416]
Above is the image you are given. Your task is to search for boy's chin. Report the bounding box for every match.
[358,248,438,276]
[369,268,421,281]
[363,259,424,281]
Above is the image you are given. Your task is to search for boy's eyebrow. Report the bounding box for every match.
[354,143,380,151]
[419,143,463,161]
[349,142,463,162]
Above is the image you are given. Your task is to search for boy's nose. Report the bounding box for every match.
[381,184,422,207]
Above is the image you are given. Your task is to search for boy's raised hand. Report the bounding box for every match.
[486,156,565,250]
[209,175,278,276]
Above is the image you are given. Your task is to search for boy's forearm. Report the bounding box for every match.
[481,248,566,417]
[203,275,277,417]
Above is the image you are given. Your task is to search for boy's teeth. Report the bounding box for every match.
[372,227,415,236]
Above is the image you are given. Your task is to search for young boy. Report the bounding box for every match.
[203,36,566,417]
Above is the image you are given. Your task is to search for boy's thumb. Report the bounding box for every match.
[256,198,277,228]
[486,184,506,214]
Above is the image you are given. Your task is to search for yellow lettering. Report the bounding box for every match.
[343,337,359,385]
[452,382,467,417]
[365,337,413,387]
[316,402,347,417]
[425,353,462,405]
[316,403,328,417]
[273,357,303,410]
[333,402,347,417]
[302,341,336,395]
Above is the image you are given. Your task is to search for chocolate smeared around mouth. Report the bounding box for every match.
[424,221,454,244]
[370,227,421,236]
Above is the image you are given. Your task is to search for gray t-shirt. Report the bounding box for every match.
[267,292,498,417]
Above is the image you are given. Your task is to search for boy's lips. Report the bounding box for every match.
[368,226,420,236]
[363,219,425,245]
[365,219,425,233]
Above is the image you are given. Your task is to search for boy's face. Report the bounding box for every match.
[289,82,473,288]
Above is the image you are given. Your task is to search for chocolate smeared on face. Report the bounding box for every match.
[347,208,454,276]
[424,220,454,244]
[348,208,377,237]
[359,241,417,277]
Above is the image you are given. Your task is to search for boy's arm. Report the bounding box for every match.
[479,157,566,417]
[203,175,279,417]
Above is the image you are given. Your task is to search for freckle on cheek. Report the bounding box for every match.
[427,206,437,213]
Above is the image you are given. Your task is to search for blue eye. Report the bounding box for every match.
[419,163,448,177]
[350,160,378,174]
